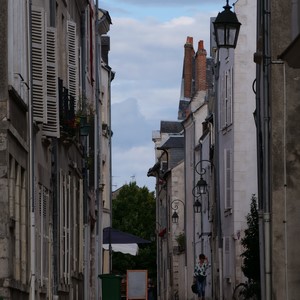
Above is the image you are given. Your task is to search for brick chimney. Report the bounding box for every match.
[183,36,195,99]
[195,40,207,91]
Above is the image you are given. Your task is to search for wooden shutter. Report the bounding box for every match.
[59,170,64,280]
[226,68,233,125]
[43,27,60,137]
[78,179,83,273]
[224,149,232,209]
[224,236,231,278]
[67,21,78,110]
[220,72,226,128]
[31,7,47,123]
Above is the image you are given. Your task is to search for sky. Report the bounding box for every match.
[99,0,223,192]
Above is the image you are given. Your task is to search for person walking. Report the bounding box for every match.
[194,253,209,300]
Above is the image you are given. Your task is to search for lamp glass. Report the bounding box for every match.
[172,211,179,224]
[197,177,207,195]
[213,1,241,49]
[193,199,202,214]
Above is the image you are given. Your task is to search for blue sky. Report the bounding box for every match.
[99,0,223,191]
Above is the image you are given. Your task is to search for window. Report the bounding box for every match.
[35,184,50,286]
[223,236,232,279]
[59,171,84,281]
[67,20,79,110]
[224,149,232,210]
[8,0,30,104]
[60,170,71,284]
[31,6,47,123]
[9,156,27,283]
[31,7,60,136]
[221,68,233,128]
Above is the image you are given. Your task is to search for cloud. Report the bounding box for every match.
[112,144,156,190]
[111,98,154,149]
[110,12,215,122]
[101,1,220,190]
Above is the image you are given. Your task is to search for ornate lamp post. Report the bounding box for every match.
[213,0,241,49]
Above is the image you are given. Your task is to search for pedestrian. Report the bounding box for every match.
[194,253,209,300]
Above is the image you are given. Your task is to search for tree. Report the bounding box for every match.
[240,194,261,299]
[111,182,157,280]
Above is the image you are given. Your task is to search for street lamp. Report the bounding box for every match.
[213,0,241,49]
[172,211,179,224]
[195,177,208,195]
[171,199,185,224]
[192,160,213,214]
[193,199,202,214]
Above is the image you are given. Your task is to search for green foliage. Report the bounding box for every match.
[111,182,157,280]
[240,194,261,300]
[175,232,185,252]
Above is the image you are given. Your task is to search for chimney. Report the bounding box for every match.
[183,36,195,99]
[195,40,207,91]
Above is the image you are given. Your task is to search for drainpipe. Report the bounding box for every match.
[28,1,36,299]
[108,68,114,272]
[254,0,267,299]
[214,54,223,300]
[262,0,271,298]
[80,9,90,300]
[94,1,101,299]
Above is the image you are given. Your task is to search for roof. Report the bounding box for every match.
[160,121,183,134]
[159,136,184,149]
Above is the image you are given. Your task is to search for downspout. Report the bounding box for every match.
[94,1,102,298]
[262,0,271,298]
[49,1,59,298]
[278,61,288,300]
[255,0,266,299]
[28,1,36,299]
[108,69,114,273]
[214,54,223,300]
[80,9,90,300]
[282,62,288,300]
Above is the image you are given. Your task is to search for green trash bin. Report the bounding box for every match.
[99,274,122,300]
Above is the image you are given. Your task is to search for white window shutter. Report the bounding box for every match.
[43,27,60,137]
[220,73,226,129]
[223,236,231,278]
[67,20,78,110]
[31,7,47,123]
[78,179,83,273]
[59,170,64,279]
[224,149,232,209]
[227,68,233,125]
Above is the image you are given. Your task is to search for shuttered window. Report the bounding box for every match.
[67,21,79,110]
[31,7,47,123]
[8,0,30,104]
[43,27,60,137]
[78,179,84,273]
[221,68,233,129]
[223,236,232,279]
[224,149,232,209]
[59,170,71,284]
[35,183,50,287]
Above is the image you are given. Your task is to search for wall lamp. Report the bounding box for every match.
[192,160,213,214]
[213,0,241,49]
[171,199,185,224]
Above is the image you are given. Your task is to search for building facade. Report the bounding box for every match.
[256,0,300,299]
[0,1,113,299]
